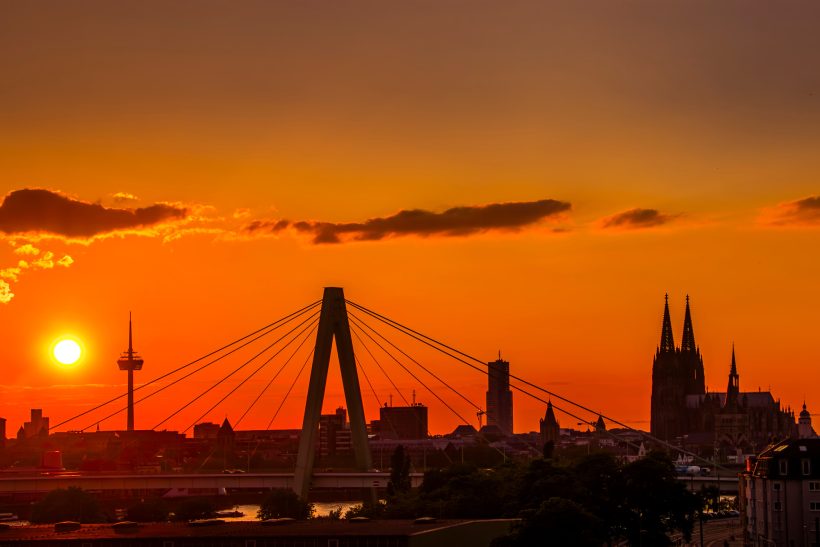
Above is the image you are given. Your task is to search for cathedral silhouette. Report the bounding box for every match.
[650,295,798,461]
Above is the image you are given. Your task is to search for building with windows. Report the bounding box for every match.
[319,407,351,457]
[740,438,820,546]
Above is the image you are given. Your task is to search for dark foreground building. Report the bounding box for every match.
[0,519,516,547]
[650,295,796,459]
[740,438,820,546]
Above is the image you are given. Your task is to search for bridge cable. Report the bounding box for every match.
[51,299,320,431]
[349,310,483,412]
[347,299,728,470]
[80,303,321,432]
[152,310,320,430]
[265,347,315,430]
[351,312,640,452]
[348,318,471,426]
[351,299,721,466]
[355,354,384,409]
[183,318,320,433]
[353,350,424,443]
[234,323,318,429]
[349,326,410,407]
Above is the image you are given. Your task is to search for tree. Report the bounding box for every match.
[30,487,105,524]
[542,440,555,459]
[257,488,313,520]
[387,445,411,497]
[493,497,606,547]
[620,451,700,545]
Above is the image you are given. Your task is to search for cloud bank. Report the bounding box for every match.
[762,196,820,227]
[0,188,187,239]
[244,199,571,244]
[600,208,678,230]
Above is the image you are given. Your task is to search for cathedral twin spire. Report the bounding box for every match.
[660,294,676,353]
[659,294,698,354]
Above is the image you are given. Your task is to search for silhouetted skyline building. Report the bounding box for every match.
[487,354,513,436]
[539,401,559,446]
[193,421,221,440]
[378,402,428,439]
[117,314,144,432]
[0,417,5,448]
[19,408,49,439]
[650,295,796,457]
[319,407,352,457]
[798,402,817,439]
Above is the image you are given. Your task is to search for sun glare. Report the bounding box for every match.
[54,339,82,365]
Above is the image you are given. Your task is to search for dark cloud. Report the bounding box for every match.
[0,189,188,238]
[766,195,820,226]
[601,208,677,230]
[244,199,571,244]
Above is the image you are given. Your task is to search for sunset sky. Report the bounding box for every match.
[1,1,818,437]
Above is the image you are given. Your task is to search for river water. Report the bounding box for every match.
[226,502,361,520]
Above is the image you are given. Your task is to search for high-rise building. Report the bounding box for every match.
[486,354,513,436]
[22,408,49,439]
[117,314,144,432]
[0,417,6,448]
[319,407,352,457]
[378,403,428,439]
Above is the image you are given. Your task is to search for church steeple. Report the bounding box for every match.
[725,345,740,411]
[681,295,696,352]
[659,293,675,353]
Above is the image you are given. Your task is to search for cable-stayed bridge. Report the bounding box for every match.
[29,287,735,497]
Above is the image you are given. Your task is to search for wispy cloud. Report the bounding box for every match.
[599,208,679,230]
[0,243,73,303]
[0,280,12,304]
[759,195,820,227]
[111,192,139,203]
[244,199,572,244]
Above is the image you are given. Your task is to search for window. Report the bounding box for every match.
[164,542,175,547]
[810,481,820,491]
[803,459,812,475]
[774,501,783,511]
[810,502,820,511]
[773,482,782,491]
[245,541,256,547]
[780,459,789,475]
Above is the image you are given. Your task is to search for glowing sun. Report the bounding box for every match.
[54,339,82,365]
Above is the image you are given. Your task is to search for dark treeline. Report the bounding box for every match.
[350,446,702,546]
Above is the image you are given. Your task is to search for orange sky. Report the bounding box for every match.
[1,0,819,437]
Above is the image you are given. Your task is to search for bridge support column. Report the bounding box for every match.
[293,287,373,501]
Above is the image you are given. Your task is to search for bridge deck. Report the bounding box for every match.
[0,472,425,494]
